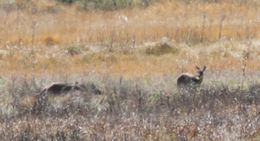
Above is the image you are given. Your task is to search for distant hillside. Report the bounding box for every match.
[57,0,156,9]
[0,0,259,11]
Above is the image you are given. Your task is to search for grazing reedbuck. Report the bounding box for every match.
[33,82,83,114]
[39,82,82,96]
[177,66,207,89]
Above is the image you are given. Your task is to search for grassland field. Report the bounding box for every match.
[0,0,259,140]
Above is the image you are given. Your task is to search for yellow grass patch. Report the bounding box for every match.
[0,1,259,76]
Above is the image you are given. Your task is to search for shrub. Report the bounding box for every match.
[64,45,88,56]
[145,42,179,56]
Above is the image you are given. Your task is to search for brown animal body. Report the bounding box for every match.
[177,66,207,88]
[40,82,82,95]
[33,82,82,114]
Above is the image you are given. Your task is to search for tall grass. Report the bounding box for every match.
[0,39,259,77]
[0,1,259,140]
[0,0,259,46]
[0,74,259,140]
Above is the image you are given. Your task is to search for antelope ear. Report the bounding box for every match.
[203,66,207,71]
[195,66,200,70]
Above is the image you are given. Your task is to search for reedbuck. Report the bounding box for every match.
[39,82,82,96]
[177,66,207,89]
[33,82,82,113]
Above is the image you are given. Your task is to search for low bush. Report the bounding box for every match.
[145,42,179,56]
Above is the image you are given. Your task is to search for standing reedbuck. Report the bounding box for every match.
[177,66,207,89]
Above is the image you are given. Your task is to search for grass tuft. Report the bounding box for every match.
[144,42,179,56]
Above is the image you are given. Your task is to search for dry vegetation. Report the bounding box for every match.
[0,74,259,140]
[0,0,259,140]
[0,0,259,75]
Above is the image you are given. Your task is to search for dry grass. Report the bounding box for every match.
[1,1,259,45]
[0,1,259,140]
[0,0,259,76]
[0,74,259,140]
[0,39,259,78]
